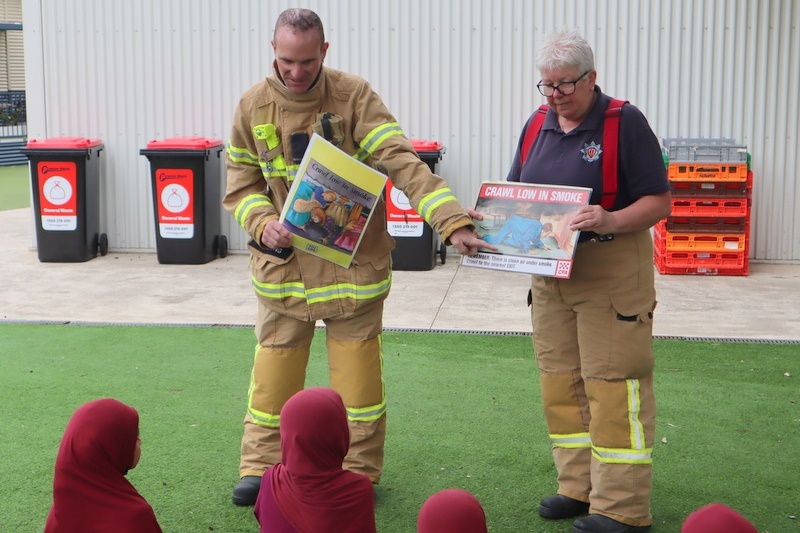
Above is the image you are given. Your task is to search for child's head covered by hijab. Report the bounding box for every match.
[44,397,162,532]
[255,387,376,533]
[417,488,488,533]
[681,503,758,533]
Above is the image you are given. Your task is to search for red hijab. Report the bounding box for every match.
[681,503,758,533]
[262,387,376,533]
[417,488,488,533]
[44,398,162,533]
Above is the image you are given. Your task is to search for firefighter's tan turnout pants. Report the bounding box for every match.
[239,298,386,483]
[531,230,656,528]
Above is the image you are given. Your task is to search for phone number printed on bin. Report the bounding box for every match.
[388,221,423,238]
[159,224,194,239]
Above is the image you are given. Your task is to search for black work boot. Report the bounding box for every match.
[538,494,590,519]
[572,514,651,533]
[231,475,262,506]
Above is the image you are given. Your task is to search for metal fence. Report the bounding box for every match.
[0,90,28,165]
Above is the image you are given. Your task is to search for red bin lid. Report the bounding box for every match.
[25,137,102,149]
[409,139,442,152]
[146,136,224,150]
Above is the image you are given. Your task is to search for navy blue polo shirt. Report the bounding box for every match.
[507,87,669,211]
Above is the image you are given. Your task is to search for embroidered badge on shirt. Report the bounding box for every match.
[581,141,602,162]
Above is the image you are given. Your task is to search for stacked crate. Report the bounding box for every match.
[655,138,752,276]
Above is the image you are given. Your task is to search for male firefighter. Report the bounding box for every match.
[223,7,491,505]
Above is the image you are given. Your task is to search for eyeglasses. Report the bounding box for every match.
[536,71,590,97]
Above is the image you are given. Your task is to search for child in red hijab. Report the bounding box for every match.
[681,503,758,533]
[417,488,488,533]
[254,387,376,533]
[44,398,162,533]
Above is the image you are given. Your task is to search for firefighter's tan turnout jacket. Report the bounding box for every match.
[224,66,473,321]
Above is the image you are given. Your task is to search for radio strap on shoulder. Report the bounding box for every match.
[520,98,628,210]
[320,112,335,141]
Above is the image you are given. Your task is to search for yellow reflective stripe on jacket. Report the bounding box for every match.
[235,194,273,229]
[251,275,392,302]
[259,160,288,180]
[354,122,404,161]
[418,187,459,222]
[251,279,307,299]
[550,432,592,449]
[228,143,259,165]
[286,164,299,182]
[306,277,391,304]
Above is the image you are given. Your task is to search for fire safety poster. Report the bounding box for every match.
[37,161,78,231]
[385,181,424,237]
[155,168,194,239]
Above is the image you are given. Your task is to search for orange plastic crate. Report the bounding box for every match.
[654,257,749,276]
[653,247,747,269]
[666,215,750,234]
[654,248,749,276]
[670,198,750,217]
[654,224,747,252]
[655,218,751,235]
[664,233,746,252]
[670,176,752,197]
[667,162,748,182]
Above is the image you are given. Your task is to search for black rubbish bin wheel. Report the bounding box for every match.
[98,233,109,256]
[439,242,447,264]
[218,235,228,258]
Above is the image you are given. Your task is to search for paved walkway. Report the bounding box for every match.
[2,208,799,342]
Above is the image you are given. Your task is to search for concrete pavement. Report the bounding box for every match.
[2,207,799,342]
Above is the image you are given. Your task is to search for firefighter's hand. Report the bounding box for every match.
[260,219,293,250]
[569,205,615,235]
[466,208,483,220]
[450,226,496,255]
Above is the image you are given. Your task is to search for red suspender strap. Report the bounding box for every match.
[520,104,549,167]
[601,98,628,210]
[520,98,628,210]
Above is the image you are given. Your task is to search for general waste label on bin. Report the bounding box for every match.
[155,168,195,239]
[36,161,78,231]
[385,181,424,237]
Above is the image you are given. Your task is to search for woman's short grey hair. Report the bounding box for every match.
[535,28,595,73]
[274,8,326,43]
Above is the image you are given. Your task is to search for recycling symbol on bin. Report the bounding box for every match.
[160,184,190,214]
[43,177,73,205]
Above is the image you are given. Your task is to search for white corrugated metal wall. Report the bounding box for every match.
[21,0,800,261]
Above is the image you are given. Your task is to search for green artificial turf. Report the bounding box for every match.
[0,164,31,211]
[1,324,797,532]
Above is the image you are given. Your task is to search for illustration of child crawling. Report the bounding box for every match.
[284,180,322,229]
[305,206,341,244]
[479,216,555,253]
[284,182,372,253]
